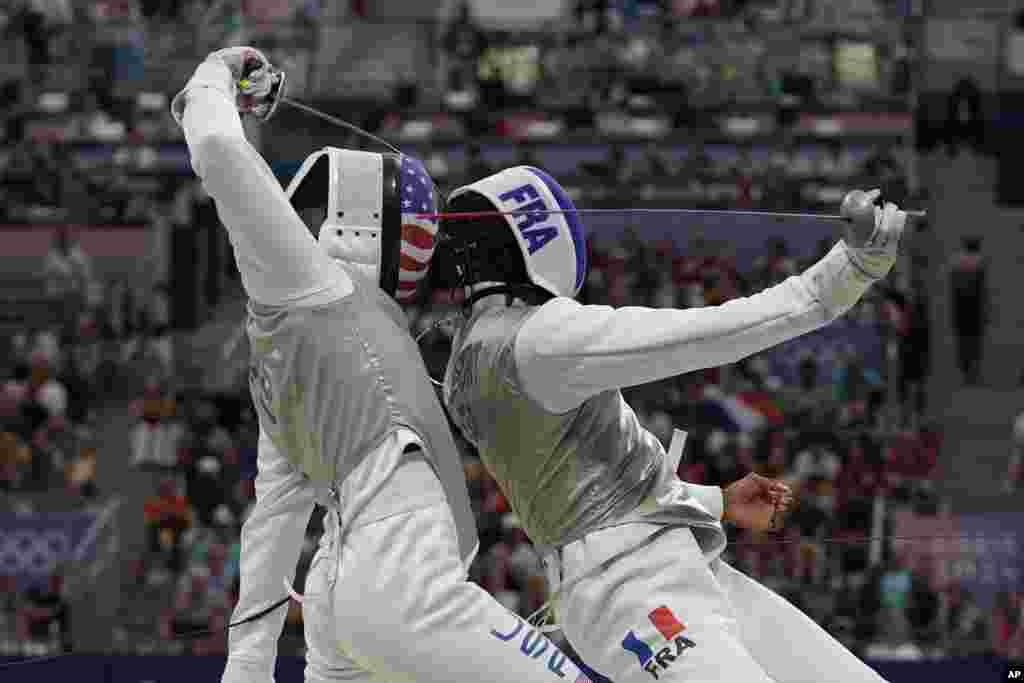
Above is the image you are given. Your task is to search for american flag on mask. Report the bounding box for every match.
[397,156,440,303]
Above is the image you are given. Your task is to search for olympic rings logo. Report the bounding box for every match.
[0,529,70,575]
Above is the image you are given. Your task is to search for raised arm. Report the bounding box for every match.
[172,50,347,306]
[221,431,316,683]
[516,237,891,414]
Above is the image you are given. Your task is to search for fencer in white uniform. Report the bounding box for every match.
[172,48,592,683]
[434,166,905,683]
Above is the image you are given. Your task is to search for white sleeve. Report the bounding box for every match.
[221,431,316,683]
[686,483,724,520]
[515,240,876,414]
[178,59,348,307]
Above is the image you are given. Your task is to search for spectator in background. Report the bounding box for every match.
[65,436,99,499]
[863,608,924,661]
[161,570,219,640]
[181,421,235,527]
[69,90,125,142]
[833,502,874,581]
[2,142,34,219]
[790,437,841,488]
[832,346,883,428]
[941,584,988,656]
[443,1,486,67]
[0,80,32,145]
[0,430,31,491]
[905,561,940,648]
[28,143,75,213]
[442,0,486,108]
[1,360,30,418]
[820,139,858,181]
[0,574,18,650]
[835,435,882,510]
[130,379,178,467]
[1008,409,1024,493]
[880,556,914,617]
[573,0,619,36]
[862,145,907,204]
[444,66,481,127]
[995,592,1024,658]
[899,285,931,426]
[854,566,885,645]
[144,283,173,378]
[515,143,541,170]
[540,32,590,114]
[139,0,183,22]
[188,606,229,655]
[178,541,233,616]
[463,142,493,183]
[130,92,176,141]
[949,236,987,385]
[753,427,788,480]
[753,236,797,289]
[596,144,630,184]
[143,477,192,574]
[945,78,985,157]
[42,226,93,306]
[63,311,107,421]
[996,591,1024,659]
[10,0,72,82]
[20,349,68,447]
[785,353,836,432]
[631,141,675,179]
[16,571,71,652]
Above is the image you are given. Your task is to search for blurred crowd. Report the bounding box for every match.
[0,0,919,228]
[120,389,253,656]
[0,82,183,225]
[439,0,910,126]
[1,0,311,86]
[1,227,175,501]
[0,225,177,655]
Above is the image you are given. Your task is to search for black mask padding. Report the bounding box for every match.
[288,154,329,215]
[431,190,532,292]
[379,153,402,296]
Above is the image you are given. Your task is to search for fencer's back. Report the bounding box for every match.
[444,303,668,550]
[246,263,477,560]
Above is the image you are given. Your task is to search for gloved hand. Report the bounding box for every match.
[171,46,285,125]
[208,47,285,121]
[840,188,906,280]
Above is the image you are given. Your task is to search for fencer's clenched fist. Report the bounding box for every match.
[722,473,794,532]
[171,46,285,126]
[207,47,285,121]
[839,188,906,280]
[204,47,284,120]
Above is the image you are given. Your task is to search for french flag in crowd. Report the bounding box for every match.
[696,384,766,433]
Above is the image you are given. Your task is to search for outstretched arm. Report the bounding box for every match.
[173,50,347,306]
[515,195,906,414]
[516,240,880,414]
[221,431,316,683]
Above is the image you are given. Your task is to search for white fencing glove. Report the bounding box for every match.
[172,46,285,126]
[840,188,907,280]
